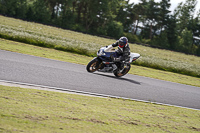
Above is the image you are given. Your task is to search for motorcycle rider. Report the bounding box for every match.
[104,36,130,71]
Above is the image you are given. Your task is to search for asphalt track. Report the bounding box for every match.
[1,50,200,110]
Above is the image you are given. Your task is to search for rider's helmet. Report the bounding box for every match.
[118,37,128,48]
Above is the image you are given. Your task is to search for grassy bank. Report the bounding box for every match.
[0,38,200,87]
[0,15,200,78]
[1,85,200,133]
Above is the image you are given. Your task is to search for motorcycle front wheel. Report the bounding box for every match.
[114,64,131,77]
[86,58,102,72]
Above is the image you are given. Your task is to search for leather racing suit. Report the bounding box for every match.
[111,41,130,62]
[104,41,130,71]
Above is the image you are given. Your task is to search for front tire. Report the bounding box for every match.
[114,64,131,77]
[86,58,101,72]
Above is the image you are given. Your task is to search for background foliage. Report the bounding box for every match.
[0,0,200,56]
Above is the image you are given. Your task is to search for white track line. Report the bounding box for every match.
[0,79,199,111]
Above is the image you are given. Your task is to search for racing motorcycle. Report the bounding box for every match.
[86,46,140,77]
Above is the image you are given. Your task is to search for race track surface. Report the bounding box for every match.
[1,50,200,109]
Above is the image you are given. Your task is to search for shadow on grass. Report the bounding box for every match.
[94,73,141,85]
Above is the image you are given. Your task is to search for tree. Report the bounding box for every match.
[173,0,198,54]
[142,0,159,39]
[132,2,146,35]
[0,0,27,18]
[115,1,136,32]
[32,0,51,24]
[26,6,34,21]
[174,0,197,34]
[44,0,57,19]
[150,31,169,48]
[166,15,178,50]
[59,0,74,28]
[158,0,171,33]
[188,10,200,37]
[178,28,193,53]
[107,21,123,38]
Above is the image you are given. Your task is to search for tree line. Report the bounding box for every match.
[0,0,200,56]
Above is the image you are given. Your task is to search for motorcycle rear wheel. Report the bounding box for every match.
[86,58,101,72]
[114,64,131,77]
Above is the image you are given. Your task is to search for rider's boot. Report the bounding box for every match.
[112,64,118,72]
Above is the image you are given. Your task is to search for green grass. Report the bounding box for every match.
[0,15,200,77]
[1,85,200,133]
[0,38,200,87]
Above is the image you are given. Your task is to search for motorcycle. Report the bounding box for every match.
[86,46,140,77]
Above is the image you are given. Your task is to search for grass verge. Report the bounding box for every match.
[0,38,200,87]
[0,15,200,78]
[0,85,200,133]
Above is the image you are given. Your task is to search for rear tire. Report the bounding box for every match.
[86,58,101,72]
[114,64,131,77]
